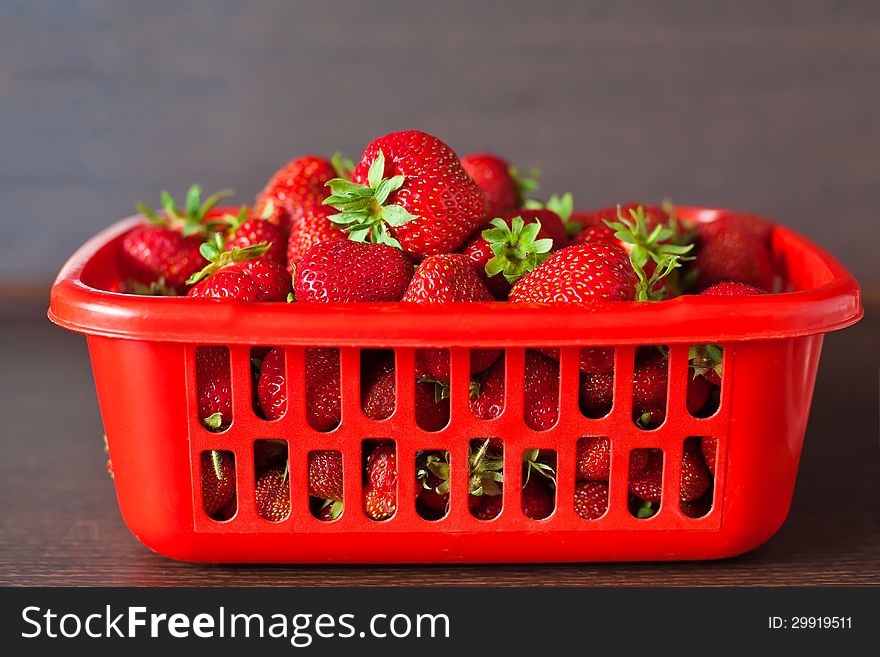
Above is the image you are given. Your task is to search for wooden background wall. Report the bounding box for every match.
[1,0,877,286]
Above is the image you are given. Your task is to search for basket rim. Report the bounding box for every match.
[47,207,863,345]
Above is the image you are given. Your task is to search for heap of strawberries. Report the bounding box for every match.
[118,129,778,522]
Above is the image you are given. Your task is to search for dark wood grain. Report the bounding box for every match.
[0,302,876,587]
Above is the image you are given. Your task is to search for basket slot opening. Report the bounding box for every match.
[200,449,237,521]
[307,450,343,522]
[687,344,723,418]
[253,440,290,523]
[470,351,505,422]
[680,437,715,519]
[469,438,504,521]
[628,448,663,519]
[362,439,397,522]
[415,449,450,521]
[304,348,341,432]
[522,449,556,520]
[523,350,560,431]
[632,345,669,430]
[195,346,232,432]
[361,350,396,423]
[574,437,611,520]
[252,346,286,422]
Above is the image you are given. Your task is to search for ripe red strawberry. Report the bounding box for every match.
[578,370,614,418]
[285,205,347,271]
[576,437,649,480]
[364,442,397,520]
[628,442,710,504]
[187,233,291,302]
[570,204,694,299]
[325,131,488,259]
[417,470,450,514]
[257,347,341,431]
[521,478,553,519]
[254,154,345,231]
[701,437,717,476]
[693,213,776,290]
[472,490,503,520]
[471,358,506,421]
[471,352,559,431]
[401,253,500,379]
[680,438,712,502]
[632,352,715,426]
[308,450,343,501]
[462,210,566,299]
[255,466,290,522]
[461,152,538,216]
[628,448,663,502]
[221,206,286,265]
[680,494,712,518]
[293,239,414,302]
[574,480,609,520]
[201,450,235,517]
[509,243,641,303]
[123,185,228,293]
[523,350,560,430]
[197,346,231,431]
[361,357,450,431]
[700,281,768,296]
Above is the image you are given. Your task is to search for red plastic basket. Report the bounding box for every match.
[48,207,862,563]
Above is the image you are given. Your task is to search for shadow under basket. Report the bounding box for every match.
[48,207,863,563]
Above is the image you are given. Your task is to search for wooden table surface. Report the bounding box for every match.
[1,300,877,587]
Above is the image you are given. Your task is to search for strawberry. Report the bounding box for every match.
[254,154,348,231]
[201,450,236,517]
[680,437,712,502]
[693,212,776,290]
[364,442,397,520]
[578,370,614,418]
[571,204,694,298]
[462,210,566,299]
[293,239,414,302]
[628,442,710,504]
[285,205,347,271]
[576,437,649,480]
[257,347,341,431]
[680,494,712,518]
[631,351,714,427]
[460,152,538,216]
[574,480,609,520]
[418,441,505,517]
[701,437,718,476]
[187,233,291,302]
[401,253,500,379]
[472,490,504,520]
[122,185,229,293]
[521,477,553,520]
[308,450,343,501]
[523,350,560,430]
[220,206,286,265]
[197,346,231,431]
[700,281,768,296]
[509,243,642,303]
[688,344,724,386]
[324,130,488,259]
[628,448,663,502]
[255,466,290,522]
[471,352,559,431]
[361,357,450,431]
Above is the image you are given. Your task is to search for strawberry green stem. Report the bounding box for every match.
[322,150,417,250]
[483,217,554,284]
